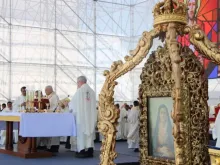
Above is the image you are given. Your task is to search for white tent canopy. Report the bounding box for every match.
[0,0,219,105]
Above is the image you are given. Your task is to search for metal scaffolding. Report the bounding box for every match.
[0,0,160,102]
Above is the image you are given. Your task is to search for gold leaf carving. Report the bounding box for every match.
[153,0,187,27]
[139,45,209,165]
[98,28,160,165]
[188,25,220,63]
[98,0,216,164]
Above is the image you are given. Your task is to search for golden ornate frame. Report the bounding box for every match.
[98,0,217,164]
[98,28,160,165]
[139,44,209,164]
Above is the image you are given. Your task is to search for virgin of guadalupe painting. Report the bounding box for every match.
[153,104,174,158]
[148,97,175,159]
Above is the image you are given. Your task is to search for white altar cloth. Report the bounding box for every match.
[19,113,76,137]
[0,113,76,137]
[0,112,21,116]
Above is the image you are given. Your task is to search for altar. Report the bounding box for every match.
[0,112,76,158]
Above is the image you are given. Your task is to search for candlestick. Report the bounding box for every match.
[30,91,32,102]
[28,90,30,102]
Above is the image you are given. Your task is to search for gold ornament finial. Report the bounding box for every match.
[153,0,187,27]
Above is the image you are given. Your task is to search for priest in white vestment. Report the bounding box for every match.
[13,86,26,112]
[46,86,59,112]
[37,86,60,153]
[69,76,97,158]
[115,104,122,140]
[124,105,130,137]
[127,101,140,152]
[117,104,128,140]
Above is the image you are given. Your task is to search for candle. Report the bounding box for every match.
[38,90,41,101]
[31,91,34,101]
[26,90,29,102]
[29,90,32,102]
[29,90,31,101]
[29,91,32,101]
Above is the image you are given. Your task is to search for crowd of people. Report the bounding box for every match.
[0,75,140,158]
[0,101,13,112]
[115,101,140,152]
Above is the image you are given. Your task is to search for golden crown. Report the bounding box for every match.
[153,0,188,27]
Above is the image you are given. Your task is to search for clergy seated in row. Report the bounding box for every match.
[1,101,13,112]
[0,103,6,112]
[13,86,26,111]
[68,76,97,158]
[0,101,18,145]
[127,101,140,152]
[37,85,60,153]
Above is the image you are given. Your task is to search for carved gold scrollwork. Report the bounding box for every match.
[166,23,184,165]
[187,25,220,64]
[98,0,215,164]
[98,28,160,165]
[139,44,209,165]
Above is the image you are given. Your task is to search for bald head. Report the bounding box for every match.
[45,85,53,95]
[77,76,87,88]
